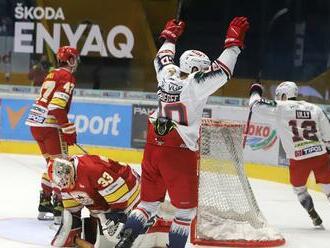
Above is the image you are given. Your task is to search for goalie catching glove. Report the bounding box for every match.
[159,19,185,43]
[224,16,250,49]
[61,122,77,146]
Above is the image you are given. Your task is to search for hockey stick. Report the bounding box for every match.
[256,8,289,82]
[175,0,184,22]
[243,8,289,149]
[75,143,89,154]
[157,0,185,118]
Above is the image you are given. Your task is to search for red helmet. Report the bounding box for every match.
[56,46,79,70]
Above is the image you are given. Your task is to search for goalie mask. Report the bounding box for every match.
[48,158,75,189]
[275,81,298,100]
[179,50,211,74]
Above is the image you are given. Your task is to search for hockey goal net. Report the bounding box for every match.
[190,119,285,247]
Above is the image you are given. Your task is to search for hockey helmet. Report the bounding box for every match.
[56,46,80,71]
[275,81,298,100]
[179,50,211,74]
[48,158,75,189]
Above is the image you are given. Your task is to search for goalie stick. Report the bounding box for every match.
[243,8,289,148]
[75,143,89,154]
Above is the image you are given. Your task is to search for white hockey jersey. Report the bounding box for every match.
[250,93,330,160]
[151,41,241,151]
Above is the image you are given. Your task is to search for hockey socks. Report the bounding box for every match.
[168,217,191,248]
[297,189,323,226]
[116,208,150,248]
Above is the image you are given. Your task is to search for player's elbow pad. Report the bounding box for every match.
[51,209,82,247]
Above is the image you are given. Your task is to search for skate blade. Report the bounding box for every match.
[314,224,325,230]
[38,212,54,221]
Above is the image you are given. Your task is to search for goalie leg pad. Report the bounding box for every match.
[51,209,82,247]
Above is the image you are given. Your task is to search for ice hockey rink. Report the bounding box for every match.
[0,153,329,248]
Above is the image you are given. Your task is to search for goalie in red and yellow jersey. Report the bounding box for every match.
[25,46,79,223]
[47,154,141,247]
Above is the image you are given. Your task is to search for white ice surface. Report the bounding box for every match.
[0,153,329,248]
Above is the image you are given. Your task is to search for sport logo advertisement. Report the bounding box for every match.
[245,123,277,151]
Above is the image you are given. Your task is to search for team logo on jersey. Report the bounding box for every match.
[296,110,311,119]
[245,123,277,150]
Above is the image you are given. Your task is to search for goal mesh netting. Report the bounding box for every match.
[191,119,285,247]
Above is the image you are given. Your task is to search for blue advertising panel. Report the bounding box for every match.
[68,102,132,148]
[0,98,133,148]
[0,98,34,141]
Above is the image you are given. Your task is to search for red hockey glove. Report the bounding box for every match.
[159,19,186,43]
[61,122,77,146]
[249,83,264,96]
[224,16,250,49]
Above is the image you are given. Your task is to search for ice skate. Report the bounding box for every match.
[308,208,324,229]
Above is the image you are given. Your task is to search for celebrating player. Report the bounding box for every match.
[48,154,141,247]
[25,46,79,224]
[116,17,249,248]
[249,81,330,227]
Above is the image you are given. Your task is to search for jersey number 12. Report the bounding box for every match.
[288,120,318,142]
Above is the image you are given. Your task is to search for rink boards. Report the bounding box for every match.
[0,139,321,192]
[0,87,323,192]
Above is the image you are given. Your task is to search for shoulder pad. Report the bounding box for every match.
[258,98,277,107]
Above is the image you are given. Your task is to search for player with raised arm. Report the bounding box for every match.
[48,154,141,247]
[116,17,249,248]
[249,81,330,227]
[25,46,79,224]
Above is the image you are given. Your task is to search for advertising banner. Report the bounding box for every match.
[0,98,34,141]
[0,98,132,148]
[69,102,132,148]
[211,105,280,165]
[131,104,157,149]
[278,140,289,166]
